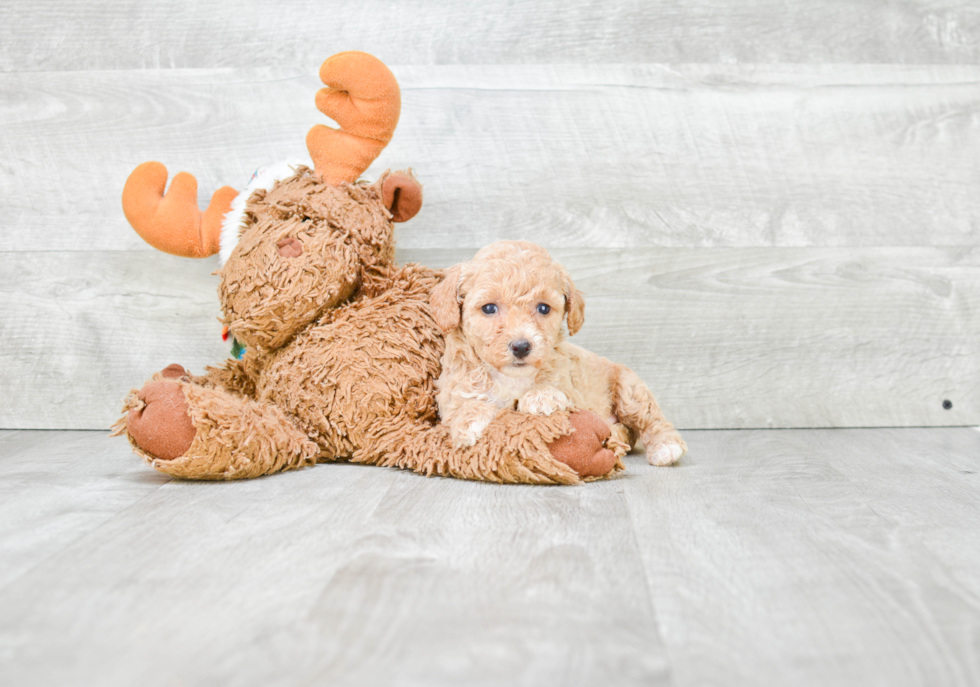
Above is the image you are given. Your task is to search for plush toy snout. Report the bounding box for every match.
[219,236,361,351]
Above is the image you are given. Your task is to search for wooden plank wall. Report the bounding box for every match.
[1,1,978,430]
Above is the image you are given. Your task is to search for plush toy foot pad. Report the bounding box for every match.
[160,363,188,379]
[548,410,618,478]
[127,380,196,460]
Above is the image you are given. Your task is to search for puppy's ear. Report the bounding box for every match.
[430,264,463,332]
[564,272,585,335]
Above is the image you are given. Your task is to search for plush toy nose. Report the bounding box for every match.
[277,237,303,258]
[510,340,532,359]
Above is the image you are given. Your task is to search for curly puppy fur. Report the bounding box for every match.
[430,241,686,466]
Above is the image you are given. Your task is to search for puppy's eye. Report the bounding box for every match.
[481,304,498,315]
[536,303,551,315]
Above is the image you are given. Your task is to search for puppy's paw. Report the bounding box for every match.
[449,404,498,448]
[518,386,572,416]
[646,442,686,467]
[453,418,490,448]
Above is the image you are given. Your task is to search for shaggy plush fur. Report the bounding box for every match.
[431,241,687,466]
[114,169,614,484]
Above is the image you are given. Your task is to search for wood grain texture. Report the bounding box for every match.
[2,246,976,430]
[0,430,169,590]
[0,251,228,429]
[0,432,670,687]
[1,427,979,685]
[625,427,980,687]
[2,0,980,71]
[2,65,979,252]
[421,246,980,430]
[2,7,978,433]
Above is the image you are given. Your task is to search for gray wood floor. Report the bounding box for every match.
[2,427,979,686]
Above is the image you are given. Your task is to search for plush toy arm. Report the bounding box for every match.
[122,161,238,258]
[362,410,622,485]
[361,410,579,484]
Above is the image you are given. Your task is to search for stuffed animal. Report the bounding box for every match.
[112,51,623,484]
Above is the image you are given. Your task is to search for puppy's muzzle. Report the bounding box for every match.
[510,339,532,360]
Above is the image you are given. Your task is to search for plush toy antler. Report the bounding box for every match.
[122,51,401,258]
[122,162,238,258]
[306,51,401,185]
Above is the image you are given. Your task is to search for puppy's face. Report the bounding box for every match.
[431,241,585,378]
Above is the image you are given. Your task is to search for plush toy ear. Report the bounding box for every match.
[564,273,585,335]
[382,170,423,222]
[430,264,462,332]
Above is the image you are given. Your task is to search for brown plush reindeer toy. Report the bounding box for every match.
[113,51,625,483]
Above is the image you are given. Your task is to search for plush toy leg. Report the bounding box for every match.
[365,409,624,485]
[615,368,687,467]
[122,161,238,258]
[114,372,318,480]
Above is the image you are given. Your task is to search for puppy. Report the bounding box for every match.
[430,240,686,466]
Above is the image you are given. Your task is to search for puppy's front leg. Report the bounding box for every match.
[518,386,573,416]
[446,399,500,448]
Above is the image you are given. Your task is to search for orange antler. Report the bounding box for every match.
[122,162,238,258]
[306,51,401,185]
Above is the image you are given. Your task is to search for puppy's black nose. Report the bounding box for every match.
[510,340,531,359]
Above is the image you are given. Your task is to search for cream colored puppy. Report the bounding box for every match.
[430,240,686,466]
